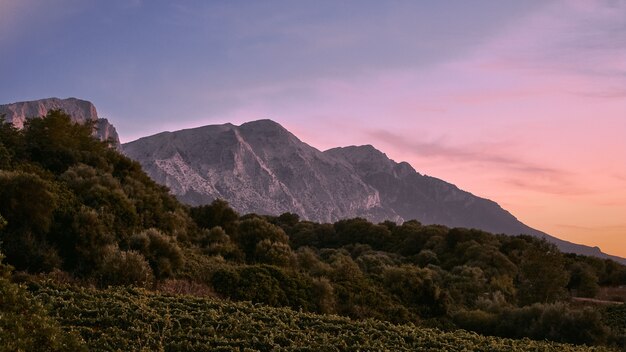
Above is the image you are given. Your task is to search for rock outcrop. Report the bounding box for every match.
[0,97,120,148]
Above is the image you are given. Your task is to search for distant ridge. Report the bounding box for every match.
[0,97,120,148]
[122,119,626,264]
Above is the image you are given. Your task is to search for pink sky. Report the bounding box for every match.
[210,0,626,257]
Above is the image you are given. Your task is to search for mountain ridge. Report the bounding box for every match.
[122,118,625,264]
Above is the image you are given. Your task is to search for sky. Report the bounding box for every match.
[1,0,625,257]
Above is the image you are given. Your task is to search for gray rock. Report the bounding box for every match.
[0,97,120,148]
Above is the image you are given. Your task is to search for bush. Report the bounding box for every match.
[130,228,183,278]
[254,239,293,266]
[0,253,87,351]
[97,247,154,287]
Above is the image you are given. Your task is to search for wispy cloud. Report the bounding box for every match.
[464,0,626,98]
[365,128,594,196]
[367,129,561,175]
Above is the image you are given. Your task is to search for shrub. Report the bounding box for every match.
[97,247,154,287]
[130,228,184,278]
[0,253,87,351]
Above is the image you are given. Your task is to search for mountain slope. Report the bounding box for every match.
[0,97,120,148]
[123,119,624,263]
[123,120,398,223]
[325,145,626,263]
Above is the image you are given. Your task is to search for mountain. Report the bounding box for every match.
[123,119,624,264]
[0,97,120,148]
[122,120,397,222]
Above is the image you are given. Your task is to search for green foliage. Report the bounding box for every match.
[254,238,293,266]
[453,302,610,346]
[211,265,318,311]
[0,254,86,351]
[0,142,11,169]
[189,199,239,235]
[568,262,600,298]
[29,283,608,352]
[0,170,58,234]
[96,247,154,287]
[202,226,244,261]
[0,112,197,280]
[0,170,62,271]
[383,265,449,317]
[235,217,289,263]
[518,246,570,304]
[129,228,184,278]
[23,110,107,173]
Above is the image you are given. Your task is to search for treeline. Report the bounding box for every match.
[0,111,624,348]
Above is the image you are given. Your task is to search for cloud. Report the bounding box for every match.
[367,129,560,174]
[464,0,626,97]
[365,128,594,195]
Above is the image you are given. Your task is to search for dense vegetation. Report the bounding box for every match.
[30,283,611,352]
[1,111,625,350]
[0,254,86,351]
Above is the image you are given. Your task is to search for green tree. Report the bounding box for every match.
[23,110,106,173]
[518,245,569,304]
[0,171,61,271]
[235,217,289,263]
[0,142,11,169]
[568,263,600,298]
[189,199,239,235]
[129,228,183,278]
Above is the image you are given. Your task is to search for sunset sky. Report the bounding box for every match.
[1,0,625,257]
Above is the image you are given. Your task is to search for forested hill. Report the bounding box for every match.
[0,111,624,350]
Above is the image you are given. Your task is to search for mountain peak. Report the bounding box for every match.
[325,144,396,173]
[239,119,284,129]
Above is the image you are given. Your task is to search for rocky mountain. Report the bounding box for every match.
[123,120,398,223]
[123,119,624,263]
[0,97,120,148]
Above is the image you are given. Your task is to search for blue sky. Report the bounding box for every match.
[1,0,626,256]
[1,0,545,139]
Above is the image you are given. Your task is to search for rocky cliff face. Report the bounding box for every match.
[123,120,399,223]
[123,119,624,263]
[0,97,120,148]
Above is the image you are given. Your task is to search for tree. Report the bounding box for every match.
[129,228,183,278]
[23,110,106,173]
[189,199,239,235]
[0,142,11,169]
[0,171,61,271]
[518,245,569,304]
[234,217,289,263]
[568,263,600,298]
